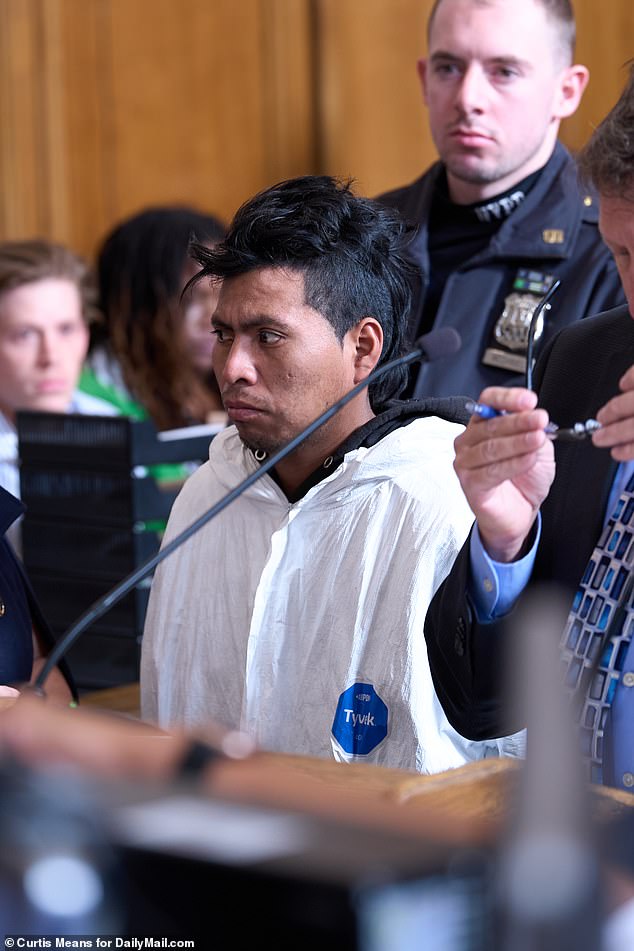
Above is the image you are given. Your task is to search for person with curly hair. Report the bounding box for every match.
[80,206,226,431]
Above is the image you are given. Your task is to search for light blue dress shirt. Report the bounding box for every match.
[469,462,634,792]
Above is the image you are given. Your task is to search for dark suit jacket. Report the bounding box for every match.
[424,304,634,739]
[0,486,76,695]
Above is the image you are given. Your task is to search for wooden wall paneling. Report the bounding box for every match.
[53,0,115,259]
[1,0,317,259]
[559,0,634,153]
[0,0,128,255]
[100,0,262,232]
[39,0,70,242]
[314,0,435,197]
[90,0,316,256]
[259,0,317,185]
[0,0,49,239]
[0,0,99,248]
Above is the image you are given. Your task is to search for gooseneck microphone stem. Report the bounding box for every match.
[35,331,457,690]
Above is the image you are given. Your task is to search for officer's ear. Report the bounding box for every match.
[417,58,429,105]
[553,64,589,120]
[350,318,383,384]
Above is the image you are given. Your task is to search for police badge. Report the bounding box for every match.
[482,268,557,374]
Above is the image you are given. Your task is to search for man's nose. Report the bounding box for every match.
[217,339,257,385]
[454,64,487,115]
[36,333,56,366]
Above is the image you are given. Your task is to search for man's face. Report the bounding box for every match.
[211,268,366,458]
[0,278,89,421]
[181,264,221,376]
[420,0,585,203]
[599,195,634,316]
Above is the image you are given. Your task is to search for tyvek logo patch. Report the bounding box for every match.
[331,682,388,755]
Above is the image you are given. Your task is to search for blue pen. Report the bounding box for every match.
[465,400,505,421]
[464,399,601,441]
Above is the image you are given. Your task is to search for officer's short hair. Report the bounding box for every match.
[427,0,576,67]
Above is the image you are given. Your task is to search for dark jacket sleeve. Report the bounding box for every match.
[424,305,634,741]
[424,533,523,739]
[420,328,563,740]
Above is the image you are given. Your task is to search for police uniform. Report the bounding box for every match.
[378,143,626,400]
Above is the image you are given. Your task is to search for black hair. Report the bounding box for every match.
[95,205,226,429]
[189,176,415,409]
[98,206,225,334]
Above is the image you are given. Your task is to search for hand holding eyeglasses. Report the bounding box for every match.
[465,400,602,442]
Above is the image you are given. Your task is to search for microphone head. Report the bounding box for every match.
[414,327,462,363]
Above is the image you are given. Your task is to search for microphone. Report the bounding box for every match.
[414,326,461,363]
[33,326,461,690]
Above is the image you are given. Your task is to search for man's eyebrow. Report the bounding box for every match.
[429,50,465,65]
[430,49,461,60]
[487,55,529,69]
[211,313,293,332]
[430,50,528,69]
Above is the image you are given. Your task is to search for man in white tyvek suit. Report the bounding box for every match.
[141,175,523,773]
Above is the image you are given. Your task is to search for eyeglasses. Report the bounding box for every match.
[526,281,601,443]
[465,400,602,442]
[545,419,602,442]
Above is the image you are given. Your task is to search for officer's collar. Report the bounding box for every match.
[435,165,544,225]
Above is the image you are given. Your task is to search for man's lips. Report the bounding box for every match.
[223,401,267,422]
[36,380,68,394]
[448,127,493,147]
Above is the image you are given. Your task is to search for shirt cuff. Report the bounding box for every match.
[468,516,541,621]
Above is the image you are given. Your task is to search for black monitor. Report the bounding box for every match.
[17,411,221,691]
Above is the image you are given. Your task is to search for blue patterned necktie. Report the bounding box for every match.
[560,472,634,784]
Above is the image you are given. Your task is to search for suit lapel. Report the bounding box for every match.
[547,313,634,586]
